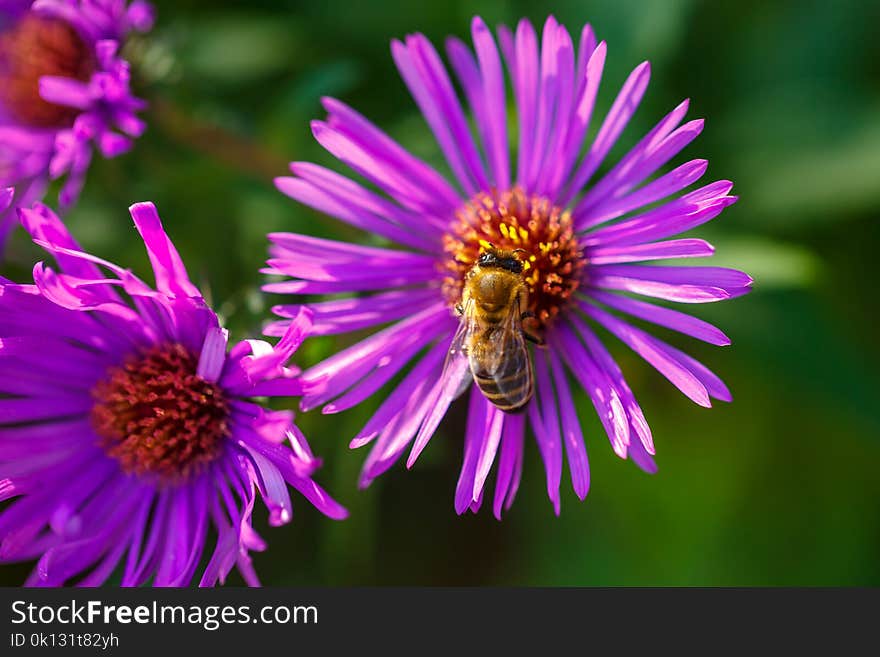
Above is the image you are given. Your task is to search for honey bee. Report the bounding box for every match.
[445,247,543,413]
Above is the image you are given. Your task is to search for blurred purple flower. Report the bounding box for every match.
[0,0,154,254]
[266,16,752,517]
[0,194,346,586]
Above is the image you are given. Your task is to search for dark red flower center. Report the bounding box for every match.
[442,187,584,331]
[0,14,95,128]
[90,344,230,483]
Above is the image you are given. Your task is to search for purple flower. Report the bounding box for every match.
[0,193,347,586]
[0,0,154,254]
[266,16,752,518]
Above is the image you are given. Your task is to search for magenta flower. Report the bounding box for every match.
[0,193,346,586]
[0,0,154,253]
[266,16,752,518]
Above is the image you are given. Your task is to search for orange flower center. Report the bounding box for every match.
[0,14,95,128]
[442,187,584,330]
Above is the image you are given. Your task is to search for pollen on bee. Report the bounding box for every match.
[442,187,585,331]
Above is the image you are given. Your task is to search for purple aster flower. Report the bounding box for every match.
[0,193,347,586]
[0,0,154,254]
[266,15,752,518]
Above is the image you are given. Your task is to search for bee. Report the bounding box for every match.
[445,247,543,413]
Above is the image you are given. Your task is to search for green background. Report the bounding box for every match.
[3,0,879,585]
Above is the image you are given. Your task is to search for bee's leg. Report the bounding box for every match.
[522,328,545,346]
[520,310,545,345]
[455,303,463,316]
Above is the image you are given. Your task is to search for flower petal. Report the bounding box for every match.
[129,202,200,298]
[585,291,730,346]
[562,61,651,206]
[548,349,590,499]
[392,35,488,194]
[492,411,525,519]
[528,350,563,514]
[581,304,712,407]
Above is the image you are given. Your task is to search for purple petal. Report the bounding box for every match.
[291,159,448,232]
[554,324,631,457]
[562,61,651,206]
[446,36,493,183]
[581,304,712,407]
[576,159,708,229]
[523,16,559,191]
[392,35,487,194]
[18,203,106,283]
[243,448,293,526]
[589,264,752,303]
[197,326,228,382]
[154,482,209,587]
[471,16,510,189]
[321,335,432,414]
[454,388,490,515]
[129,202,200,298]
[548,349,590,499]
[588,238,715,265]
[358,371,439,486]
[593,264,752,291]
[199,505,240,587]
[0,419,92,463]
[535,22,576,195]
[120,491,168,587]
[268,229,426,261]
[493,411,525,519]
[406,338,471,468]
[0,396,91,424]
[585,291,730,346]
[321,99,461,215]
[584,180,737,247]
[38,76,91,110]
[299,304,452,411]
[265,249,435,283]
[351,337,449,450]
[472,402,506,502]
[576,99,694,211]
[529,350,562,514]
[126,0,156,32]
[628,422,659,474]
[262,271,437,296]
[509,19,539,187]
[573,23,598,102]
[0,188,13,213]
[655,341,732,402]
[270,287,438,337]
[33,476,142,586]
[274,170,436,253]
[566,315,654,454]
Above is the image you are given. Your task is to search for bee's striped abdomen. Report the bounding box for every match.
[472,358,534,412]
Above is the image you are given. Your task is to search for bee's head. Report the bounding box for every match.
[478,246,527,274]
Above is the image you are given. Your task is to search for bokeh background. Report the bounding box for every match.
[3,0,879,585]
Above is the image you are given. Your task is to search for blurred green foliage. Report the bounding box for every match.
[3,0,879,586]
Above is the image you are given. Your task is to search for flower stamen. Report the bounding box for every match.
[442,187,584,330]
[90,344,230,483]
[0,15,95,128]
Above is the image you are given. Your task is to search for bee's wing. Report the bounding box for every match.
[473,296,533,408]
[444,299,477,402]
